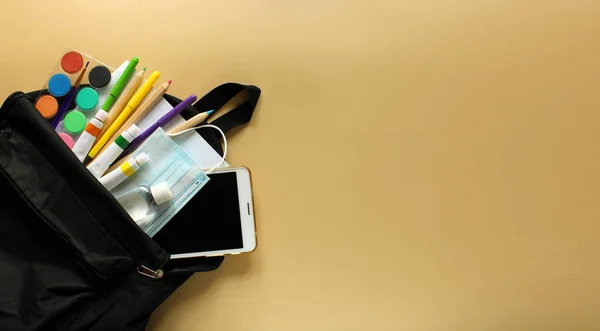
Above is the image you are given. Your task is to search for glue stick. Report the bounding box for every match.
[87,124,141,178]
[99,153,149,191]
[71,110,107,162]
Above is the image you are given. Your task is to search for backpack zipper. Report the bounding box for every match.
[137,265,164,279]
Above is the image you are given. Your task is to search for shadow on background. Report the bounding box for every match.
[147,253,255,329]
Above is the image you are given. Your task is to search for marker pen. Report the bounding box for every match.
[102,57,139,115]
[71,111,107,162]
[99,153,149,191]
[87,124,141,179]
[69,58,139,161]
[89,68,153,159]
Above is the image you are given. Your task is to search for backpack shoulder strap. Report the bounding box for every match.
[164,82,261,155]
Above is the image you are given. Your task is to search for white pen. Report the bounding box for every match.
[99,153,149,190]
[87,124,141,178]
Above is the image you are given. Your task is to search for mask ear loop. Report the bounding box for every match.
[166,124,227,174]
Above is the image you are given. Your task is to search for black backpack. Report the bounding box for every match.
[0,83,260,330]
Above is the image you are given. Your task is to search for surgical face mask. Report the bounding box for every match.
[110,128,210,237]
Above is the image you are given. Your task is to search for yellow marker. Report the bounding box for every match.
[97,68,146,143]
[88,71,160,159]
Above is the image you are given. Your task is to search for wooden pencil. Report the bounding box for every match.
[95,68,146,142]
[167,108,214,135]
[94,79,171,161]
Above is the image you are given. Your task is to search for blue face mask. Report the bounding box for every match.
[110,128,210,237]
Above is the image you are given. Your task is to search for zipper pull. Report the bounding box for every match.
[137,265,164,279]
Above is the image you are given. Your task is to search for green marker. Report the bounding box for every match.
[101,57,139,112]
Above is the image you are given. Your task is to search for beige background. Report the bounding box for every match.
[1,0,600,330]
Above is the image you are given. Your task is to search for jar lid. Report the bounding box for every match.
[95,109,108,121]
[150,182,173,205]
[58,133,74,149]
[61,51,83,74]
[88,66,111,88]
[135,153,149,166]
[35,95,58,119]
[48,74,71,97]
[75,87,99,110]
[125,124,141,140]
[63,110,86,134]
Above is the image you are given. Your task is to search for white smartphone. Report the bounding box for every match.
[153,167,256,259]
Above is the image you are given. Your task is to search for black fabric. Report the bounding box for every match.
[0,82,260,330]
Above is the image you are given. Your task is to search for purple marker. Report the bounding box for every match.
[121,94,197,155]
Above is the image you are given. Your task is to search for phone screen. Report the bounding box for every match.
[153,172,244,254]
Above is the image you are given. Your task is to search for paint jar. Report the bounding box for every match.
[63,110,87,134]
[35,95,58,119]
[75,87,99,111]
[36,48,115,120]
[58,133,74,149]
[47,74,71,97]
[61,51,84,74]
[88,65,111,88]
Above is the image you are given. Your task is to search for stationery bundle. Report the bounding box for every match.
[34,48,235,236]
[0,59,260,328]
